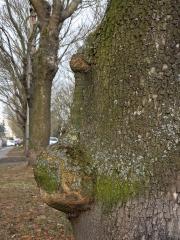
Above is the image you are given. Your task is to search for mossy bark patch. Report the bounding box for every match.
[96,175,145,211]
[33,143,95,213]
[34,160,60,193]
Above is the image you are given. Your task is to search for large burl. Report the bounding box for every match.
[34,131,94,216]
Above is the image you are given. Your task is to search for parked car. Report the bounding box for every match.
[6,139,15,146]
[49,137,58,145]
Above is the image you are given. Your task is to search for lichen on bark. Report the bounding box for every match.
[34,131,95,214]
[34,0,180,238]
[71,0,180,183]
[70,0,180,238]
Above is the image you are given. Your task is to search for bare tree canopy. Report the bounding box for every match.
[0,0,107,149]
[0,0,29,133]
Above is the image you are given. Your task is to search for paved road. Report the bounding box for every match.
[0,147,14,158]
[0,147,25,164]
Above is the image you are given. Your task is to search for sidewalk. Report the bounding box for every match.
[0,147,26,164]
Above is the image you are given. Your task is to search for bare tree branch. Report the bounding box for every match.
[61,0,82,21]
[28,0,51,25]
[49,0,63,31]
[5,0,26,53]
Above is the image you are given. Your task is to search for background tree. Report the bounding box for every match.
[34,0,180,239]
[0,121,5,138]
[4,105,23,138]
[0,0,106,153]
[0,0,29,139]
[28,0,106,151]
[51,81,73,137]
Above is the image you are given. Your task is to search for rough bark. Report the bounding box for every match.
[29,32,58,149]
[29,0,82,151]
[29,1,59,150]
[70,1,180,236]
[34,0,180,239]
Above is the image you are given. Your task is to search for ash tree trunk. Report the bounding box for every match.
[29,24,58,149]
[29,0,81,151]
[29,1,60,150]
[34,0,180,239]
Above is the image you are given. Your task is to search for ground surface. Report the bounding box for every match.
[0,148,74,240]
[0,146,14,159]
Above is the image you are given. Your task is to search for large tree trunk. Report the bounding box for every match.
[34,0,180,239]
[69,0,180,238]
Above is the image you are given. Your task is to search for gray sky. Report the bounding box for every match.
[0,0,107,124]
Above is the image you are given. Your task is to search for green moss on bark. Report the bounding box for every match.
[34,160,59,193]
[71,0,179,189]
[96,175,146,211]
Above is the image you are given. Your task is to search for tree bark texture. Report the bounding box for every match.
[34,0,180,239]
[70,0,180,238]
[29,22,59,150]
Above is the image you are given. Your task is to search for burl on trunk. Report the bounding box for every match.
[34,0,180,239]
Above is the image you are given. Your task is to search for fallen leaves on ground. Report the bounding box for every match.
[0,162,74,240]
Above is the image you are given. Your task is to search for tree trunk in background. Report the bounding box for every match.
[29,27,59,151]
[28,0,81,153]
[69,0,180,239]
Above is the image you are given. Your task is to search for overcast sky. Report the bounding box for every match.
[0,0,107,124]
